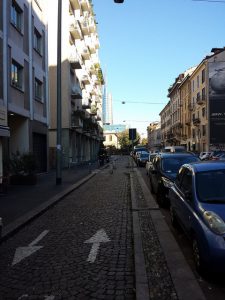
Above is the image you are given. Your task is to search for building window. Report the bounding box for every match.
[11,1,22,31]
[202,87,206,100]
[202,69,205,83]
[34,28,42,54]
[11,60,23,89]
[34,78,43,101]
[192,80,195,92]
[197,75,199,88]
[202,125,206,136]
[202,107,205,117]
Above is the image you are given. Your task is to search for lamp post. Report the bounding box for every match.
[56,0,62,185]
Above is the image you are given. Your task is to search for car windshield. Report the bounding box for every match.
[161,156,199,173]
[196,170,225,203]
[141,153,149,158]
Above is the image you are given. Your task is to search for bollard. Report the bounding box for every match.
[0,217,2,238]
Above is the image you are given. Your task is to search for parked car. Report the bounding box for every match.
[210,151,225,160]
[199,152,212,161]
[136,151,149,167]
[146,153,157,176]
[149,152,200,207]
[161,146,186,153]
[169,161,225,273]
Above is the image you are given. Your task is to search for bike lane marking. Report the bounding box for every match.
[84,229,110,263]
[12,230,49,266]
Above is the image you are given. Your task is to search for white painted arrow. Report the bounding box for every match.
[84,229,110,263]
[12,230,49,266]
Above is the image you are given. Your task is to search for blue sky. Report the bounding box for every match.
[93,0,225,136]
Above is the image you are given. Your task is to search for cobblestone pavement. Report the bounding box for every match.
[0,157,135,300]
[131,171,178,300]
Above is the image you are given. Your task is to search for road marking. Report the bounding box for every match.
[84,229,110,263]
[12,230,49,266]
[18,295,55,300]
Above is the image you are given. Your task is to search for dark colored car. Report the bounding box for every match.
[149,152,200,207]
[136,151,149,167]
[169,161,225,273]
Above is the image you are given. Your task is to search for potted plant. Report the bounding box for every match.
[9,151,37,185]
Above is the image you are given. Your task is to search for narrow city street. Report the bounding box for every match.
[0,158,135,300]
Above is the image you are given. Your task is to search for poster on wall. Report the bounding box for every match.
[208,61,225,144]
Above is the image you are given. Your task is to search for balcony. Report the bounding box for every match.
[82,97,91,109]
[71,112,84,129]
[81,45,90,60]
[69,50,82,69]
[79,0,91,12]
[70,0,80,10]
[193,117,200,126]
[69,18,82,40]
[80,19,90,36]
[81,74,90,85]
[71,85,82,99]
[90,105,97,116]
[196,94,206,105]
[89,16,96,33]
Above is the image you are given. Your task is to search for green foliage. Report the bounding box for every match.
[117,129,140,150]
[10,151,37,175]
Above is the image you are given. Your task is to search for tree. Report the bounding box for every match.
[117,129,140,150]
[140,138,148,146]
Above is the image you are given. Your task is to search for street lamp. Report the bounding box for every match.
[56,0,62,185]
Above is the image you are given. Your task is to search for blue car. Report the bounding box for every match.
[169,161,225,273]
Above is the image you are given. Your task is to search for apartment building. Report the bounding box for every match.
[160,47,225,152]
[147,121,161,151]
[159,101,171,147]
[0,0,49,179]
[46,0,103,168]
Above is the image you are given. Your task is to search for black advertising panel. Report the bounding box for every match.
[208,62,225,144]
[129,128,136,140]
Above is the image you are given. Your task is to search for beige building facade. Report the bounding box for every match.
[160,47,225,152]
[0,0,49,180]
[46,0,103,168]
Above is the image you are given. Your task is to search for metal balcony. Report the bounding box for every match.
[71,114,83,129]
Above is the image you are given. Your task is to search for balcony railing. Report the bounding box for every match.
[193,117,200,126]
[71,113,83,129]
[196,94,206,105]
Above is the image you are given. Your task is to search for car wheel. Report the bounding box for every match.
[192,237,205,274]
[170,206,178,228]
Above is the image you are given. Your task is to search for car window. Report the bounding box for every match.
[161,156,199,174]
[196,170,225,202]
[180,169,192,196]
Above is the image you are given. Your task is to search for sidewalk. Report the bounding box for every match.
[0,156,205,299]
[0,161,100,236]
